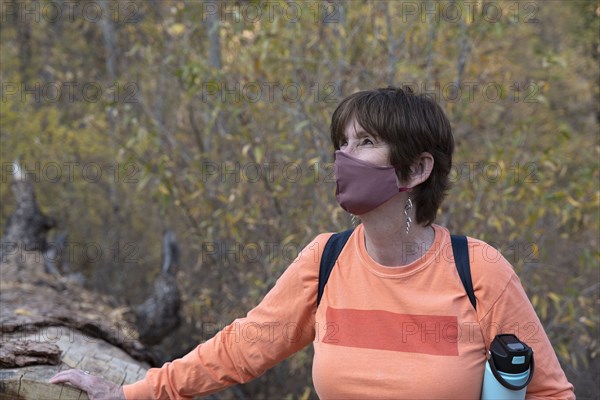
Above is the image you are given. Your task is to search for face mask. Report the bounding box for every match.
[334,150,409,215]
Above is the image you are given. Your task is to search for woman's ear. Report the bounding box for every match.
[406,152,434,188]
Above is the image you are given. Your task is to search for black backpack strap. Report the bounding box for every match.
[450,235,476,310]
[317,228,355,307]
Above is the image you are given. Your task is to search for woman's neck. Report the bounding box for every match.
[359,195,436,267]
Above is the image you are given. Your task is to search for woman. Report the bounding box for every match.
[51,87,575,399]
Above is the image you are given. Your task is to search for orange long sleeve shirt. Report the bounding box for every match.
[123,224,575,399]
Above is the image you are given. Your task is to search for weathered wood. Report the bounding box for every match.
[0,225,152,399]
[0,259,156,366]
[0,330,147,399]
[0,366,85,400]
[0,249,151,399]
[0,340,61,368]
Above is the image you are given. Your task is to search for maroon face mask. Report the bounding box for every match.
[334,150,409,215]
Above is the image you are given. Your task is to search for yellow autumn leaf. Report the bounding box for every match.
[531,294,539,307]
[300,387,312,400]
[253,147,263,164]
[168,23,185,37]
[548,292,561,306]
[566,196,581,207]
[530,243,539,259]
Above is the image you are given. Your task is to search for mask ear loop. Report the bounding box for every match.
[393,164,412,193]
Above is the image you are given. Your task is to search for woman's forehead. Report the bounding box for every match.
[343,118,378,139]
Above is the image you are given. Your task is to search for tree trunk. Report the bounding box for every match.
[99,0,122,292]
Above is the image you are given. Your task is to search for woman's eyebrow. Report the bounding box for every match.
[355,129,377,138]
[353,128,368,136]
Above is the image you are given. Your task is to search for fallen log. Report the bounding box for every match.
[0,162,152,399]
[0,250,152,399]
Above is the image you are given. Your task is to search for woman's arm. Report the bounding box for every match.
[472,241,575,399]
[121,233,329,399]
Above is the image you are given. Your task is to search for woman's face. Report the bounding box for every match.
[339,118,392,167]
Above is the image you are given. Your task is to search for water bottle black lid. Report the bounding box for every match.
[490,334,533,374]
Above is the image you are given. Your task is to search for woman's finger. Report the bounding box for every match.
[49,369,77,384]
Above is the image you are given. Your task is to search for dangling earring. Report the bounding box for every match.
[404,196,413,234]
[351,214,359,227]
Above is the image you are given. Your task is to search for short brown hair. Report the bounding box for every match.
[330,87,454,226]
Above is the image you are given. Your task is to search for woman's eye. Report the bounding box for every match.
[361,138,374,145]
[340,141,348,148]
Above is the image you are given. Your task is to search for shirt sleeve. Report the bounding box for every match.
[123,233,331,400]
[472,240,575,400]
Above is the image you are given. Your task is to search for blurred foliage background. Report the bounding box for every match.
[1,0,598,398]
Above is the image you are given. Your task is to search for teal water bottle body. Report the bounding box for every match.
[481,334,534,400]
[482,361,530,399]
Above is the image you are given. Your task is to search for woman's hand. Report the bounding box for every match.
[49,369,125,400]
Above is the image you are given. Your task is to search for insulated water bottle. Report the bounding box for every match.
[481,334,534,400]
